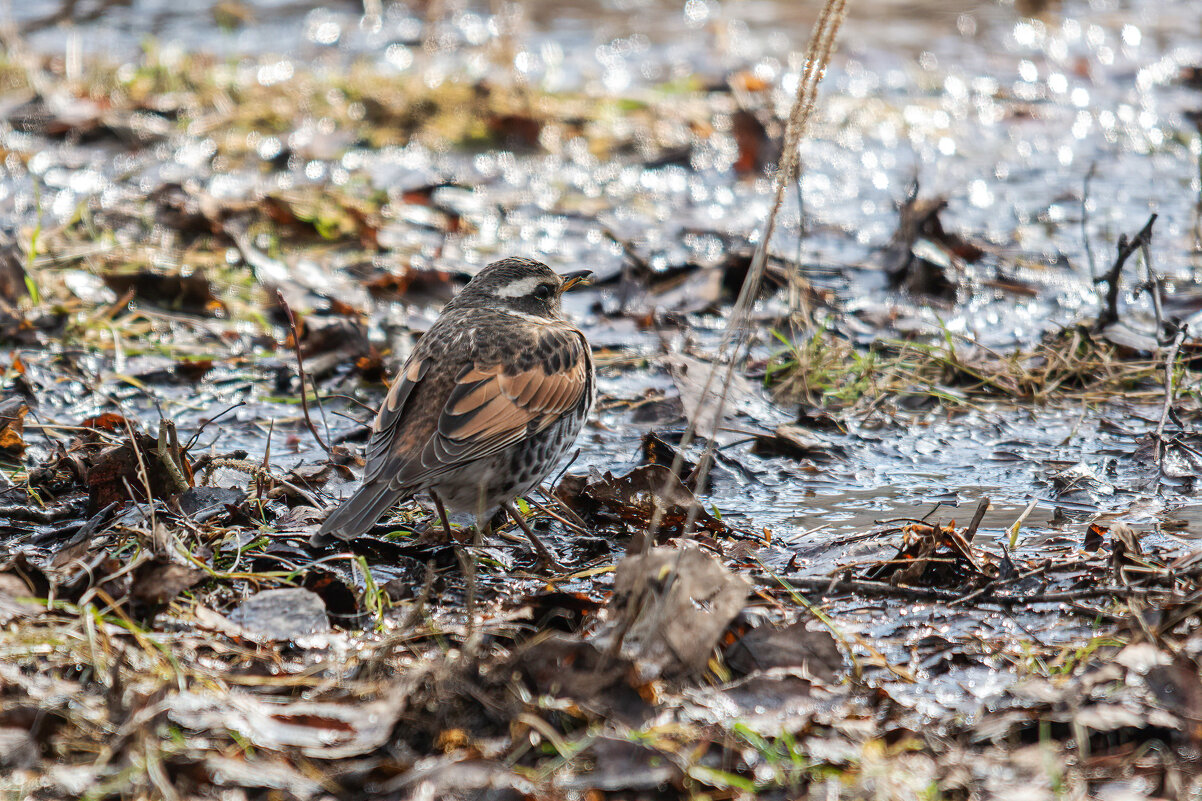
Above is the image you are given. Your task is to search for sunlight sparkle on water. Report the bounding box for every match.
[256,60,294,86]
[385,44,413,71]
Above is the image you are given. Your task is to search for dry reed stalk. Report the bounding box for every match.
[647,0,849,542]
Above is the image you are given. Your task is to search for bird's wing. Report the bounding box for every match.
[319,350,437,539]
[362,352,432,483]
[370,325,590,491]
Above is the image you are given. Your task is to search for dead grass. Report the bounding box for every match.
[767,323,1177,410]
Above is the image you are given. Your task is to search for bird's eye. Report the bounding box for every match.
[533,284,553,301]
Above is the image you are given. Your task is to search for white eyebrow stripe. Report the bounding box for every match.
[494,275,544,298]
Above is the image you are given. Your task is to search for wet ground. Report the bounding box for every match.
[3,0,1202,798]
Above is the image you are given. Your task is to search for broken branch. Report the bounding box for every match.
[1093,213,1157,331]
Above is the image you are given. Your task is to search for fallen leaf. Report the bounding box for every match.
[0,241,27,306]
[177,486,247,520]
[129,556,206,612]
[609,544,751,678]
[168,689,406,759]
[731,108,780,175]
[751,424,846,461]
[80,412,130,432]
[505,634,653,725]
[203,754,323,800]
[0,727,38,771]
[102,269,225,316]
[666,354,754,439]
[725,619,842,681]
[0,396,28,456]
[562,737,682,792]
[1084,522,1107,552]
[364,266,458,305]
[874,188,982,300]
[0,573,44,624]
[556,464,724,536]
[85,433,184,513]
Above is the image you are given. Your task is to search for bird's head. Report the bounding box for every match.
[451,257,592,320]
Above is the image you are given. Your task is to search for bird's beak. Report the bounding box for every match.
[560,270,593,292]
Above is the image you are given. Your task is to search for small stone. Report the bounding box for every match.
[227,588,330,641]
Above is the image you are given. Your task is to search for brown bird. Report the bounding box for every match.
[316,257,594,565]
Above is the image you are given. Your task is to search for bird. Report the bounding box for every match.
[316,257,595,566]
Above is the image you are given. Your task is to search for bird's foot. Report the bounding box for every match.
[501,500,566,573]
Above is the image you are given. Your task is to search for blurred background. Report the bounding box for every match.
[4,0,1199,296]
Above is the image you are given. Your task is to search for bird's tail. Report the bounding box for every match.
[312,482,402,545]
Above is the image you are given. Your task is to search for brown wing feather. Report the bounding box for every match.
[392,326,589,488]
[363,356,429,480]
[362,320,590,494]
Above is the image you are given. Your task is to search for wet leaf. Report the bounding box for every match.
[261,191,377,245]
[720,673,823,733]
[0,727,38,771]
[610,544,751,678]
[168,689,406,759]
[354,345,387,382]
[751,423,846,461]
[505,634,653,725]
[102,269,225,316]
[149,182,226,237]
[725,619,842,681]
[562,737,682,792]
[364,265,459,305]
[0,241,28,306]
[0,573,44,624]
[1,553,54,609]
[177,486,246,520]
[513,590,603,633]
[875,190,981,300]
[1084,522,1107,552]
[0,396,28,457]
[556,464,725,535]
[80,412,130,432]
[730,108,780,176]
[1046,460,1115,501]
[638,432,715,493]
[300,569,361,626]
[129,556,207,612]
[1146,654,1202,740]
[1109,523,1145,584]
[666,353,755,439]
[384,757,532,799]
[864,521,989,587]
[5,91,104,137]
[288,314,369,361]
[84,433,184,513]
[1098,321,1159,352]
[202,754,323,799]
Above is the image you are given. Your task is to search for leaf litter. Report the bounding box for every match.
[3,0,1202,798]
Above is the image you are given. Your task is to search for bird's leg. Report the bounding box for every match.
[502,500,564,571]
[429,490,464,543]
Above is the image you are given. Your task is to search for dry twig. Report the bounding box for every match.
[275,290,331,455]
[1094,213,1157,331]
[652,0,849,542]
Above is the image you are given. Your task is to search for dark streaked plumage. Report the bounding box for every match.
[317,257,594,563]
